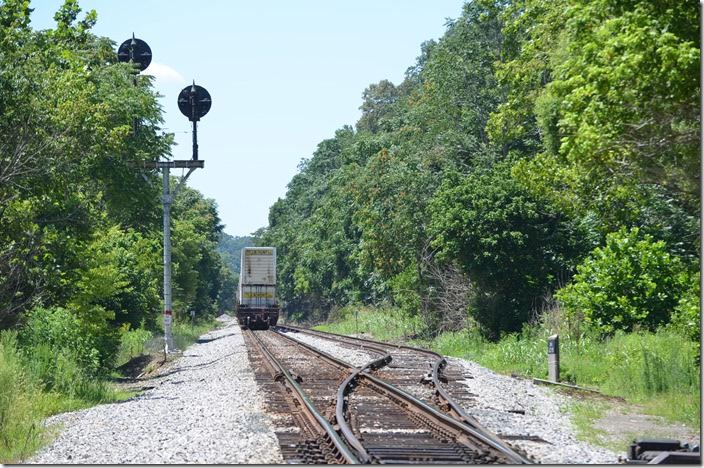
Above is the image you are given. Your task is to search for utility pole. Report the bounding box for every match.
[118,37,211,354]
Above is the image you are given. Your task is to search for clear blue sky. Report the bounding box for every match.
[29,0,466,237]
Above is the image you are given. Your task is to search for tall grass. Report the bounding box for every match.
[0,332,45,462]
[116,326,154,367]
[0,330,129,463]
[172,316,219,350]
[314,304,423,342]
[433,326,700,427]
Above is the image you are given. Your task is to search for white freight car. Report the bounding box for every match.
[236,247,280,329]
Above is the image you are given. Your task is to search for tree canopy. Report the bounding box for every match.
[0,0,234,373]
[263,0,699,338]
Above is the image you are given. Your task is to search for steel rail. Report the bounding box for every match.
[271,329,390,463]
[278,324,532,464]
[245,329,361,464]
[274,327,531,464]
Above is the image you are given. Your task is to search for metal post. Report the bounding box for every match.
[548,334,559,382]
[192,120,198,160]
[162,166,174,352]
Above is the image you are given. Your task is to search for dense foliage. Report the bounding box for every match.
[0,0,233,379]
[263,0,699,338]
[556,227,692,334]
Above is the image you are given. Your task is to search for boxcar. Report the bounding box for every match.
[236,247,280,329]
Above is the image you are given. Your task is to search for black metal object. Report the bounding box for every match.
[177,82,211,160]
[626,439,700,464]
[117,34,152,137]
[177,82,211,122]
[117,34,152,71]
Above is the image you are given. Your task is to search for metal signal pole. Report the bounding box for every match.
[118,36,212,354]
[153,82,211,354]
[162,167,174,351]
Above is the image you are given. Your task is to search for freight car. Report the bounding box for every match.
[236,247,280,329]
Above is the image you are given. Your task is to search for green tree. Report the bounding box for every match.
[556,227,690,334]
[430,160,590,337]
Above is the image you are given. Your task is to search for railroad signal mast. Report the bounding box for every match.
[118,36,212,353]
[117,34,152,136]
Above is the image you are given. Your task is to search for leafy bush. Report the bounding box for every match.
[556,227,688,334]
[668,271,701,343]
[430,161,590,337]
[20,306,102,376]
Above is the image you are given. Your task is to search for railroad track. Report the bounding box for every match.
[244,326,531,464]
[242,329,358,463]
[277,326,499,438]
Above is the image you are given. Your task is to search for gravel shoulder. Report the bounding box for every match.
[448,357,622,463]
[28,316,282,464]
[280,330,378,367]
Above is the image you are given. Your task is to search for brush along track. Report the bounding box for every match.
[242,329,358,463]
[263,327,530,464]
[276,325,532,463]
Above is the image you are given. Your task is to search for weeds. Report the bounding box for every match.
[172,316,219,351]
[0,330,132,463]
[116,325,154,367]
[314,304,422,342]
[0,332,44,463]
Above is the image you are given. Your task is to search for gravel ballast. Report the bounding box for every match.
[450,358,622,464]
[280,330,377,367]
[29,316,282,464]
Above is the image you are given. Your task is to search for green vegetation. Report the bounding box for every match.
[264,0,699,341]
[0,330,132,462]
[116,323,154,367]
[556,227,694,334]
[314,305,422,343]
[0,1,236,462]
[0,0,699,461]
[568,400,616,450]
[172,316,220,351]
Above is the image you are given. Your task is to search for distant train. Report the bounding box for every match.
[236,247,280,329]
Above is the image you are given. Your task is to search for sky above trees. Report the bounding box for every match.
[29,0,465,236]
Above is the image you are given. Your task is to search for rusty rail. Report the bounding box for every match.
[244,329,360,464]
[274,327,531,464]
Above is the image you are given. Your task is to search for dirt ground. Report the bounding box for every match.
[535,380,700,457]
[594,404,700,449]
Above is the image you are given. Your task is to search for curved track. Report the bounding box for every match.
[242,329,359,463]
[246,326,531,464]
[278,326,499,437]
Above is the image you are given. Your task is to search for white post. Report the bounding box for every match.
[162,166,174,352]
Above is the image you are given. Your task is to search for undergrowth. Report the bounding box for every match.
[0,331,129,463]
